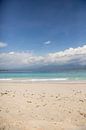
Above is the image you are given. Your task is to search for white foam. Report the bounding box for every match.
[27,78,68,82]
[0,78,13,81]
[0,78,68,82]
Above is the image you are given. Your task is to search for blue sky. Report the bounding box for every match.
[0,0,86,70]
[0,0,86,54]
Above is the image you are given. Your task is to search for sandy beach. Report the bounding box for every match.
[0,81,86,130]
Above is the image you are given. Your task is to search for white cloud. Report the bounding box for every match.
[47,45,86,64]
[44,41,51,45]
[9,52,15,55]
[0,42,7,48]
[0,52,44,69]
[0,45,86,69]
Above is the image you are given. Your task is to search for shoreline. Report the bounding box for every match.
[0,78,86,84]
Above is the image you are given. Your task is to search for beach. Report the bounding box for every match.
[0,81,86,130]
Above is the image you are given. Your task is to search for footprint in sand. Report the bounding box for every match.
[0,92,8,96]
[36,105,40,108]
[27,101,32,103]
[43,104,47,107]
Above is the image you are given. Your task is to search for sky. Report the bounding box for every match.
[0,0,86,70]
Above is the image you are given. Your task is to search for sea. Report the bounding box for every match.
[0,70,86,82]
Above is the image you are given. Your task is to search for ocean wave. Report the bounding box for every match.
[0,78,68,82]
[0,78,13,81]
[29,78,68,82]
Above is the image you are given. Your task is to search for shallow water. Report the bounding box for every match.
[0,70,86,81]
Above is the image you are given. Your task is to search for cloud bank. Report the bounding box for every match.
[0,45,86,69]
[0,42,7,48]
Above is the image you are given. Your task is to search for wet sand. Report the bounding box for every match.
[0,81,86,130]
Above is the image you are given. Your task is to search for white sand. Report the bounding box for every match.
[0,81,86,130]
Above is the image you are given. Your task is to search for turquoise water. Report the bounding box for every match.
[0,70,86,81]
